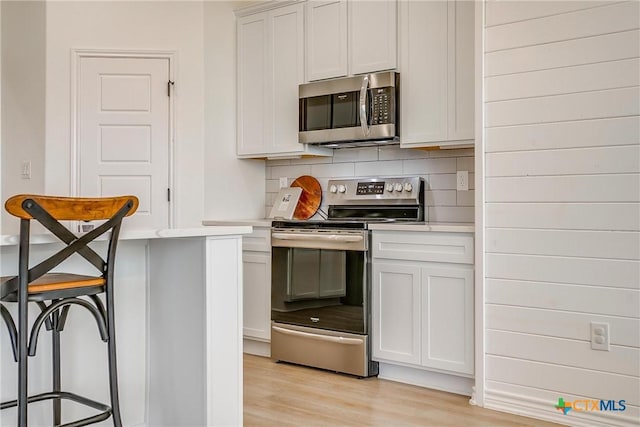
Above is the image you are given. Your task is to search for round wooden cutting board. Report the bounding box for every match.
[290,175,322,220]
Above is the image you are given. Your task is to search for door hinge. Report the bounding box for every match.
[167,188,171,202]
[167,80,175,97]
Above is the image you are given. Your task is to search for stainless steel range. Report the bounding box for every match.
[270,176,424,377]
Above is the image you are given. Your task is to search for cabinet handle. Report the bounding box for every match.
[359,74,370,137]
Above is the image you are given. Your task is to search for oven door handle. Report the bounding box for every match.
[272,326,364,345]
[271,233,363,243]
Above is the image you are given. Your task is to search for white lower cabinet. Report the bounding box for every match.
[372,231,474,376]
[242,227,272,347]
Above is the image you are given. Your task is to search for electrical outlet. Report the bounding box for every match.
[279,177,288,188]
[456,170,469,191]
[591,322,610,351]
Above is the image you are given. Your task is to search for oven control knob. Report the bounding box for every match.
[394,183,403,192]
[338,185,347,193]
[403,182,413,192]
[329,184,338,193]
[385,183,394,192]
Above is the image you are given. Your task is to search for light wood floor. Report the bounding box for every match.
[244,354,560,427]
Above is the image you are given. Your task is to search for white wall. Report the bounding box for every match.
[203,1,265,221]
[266,146,475,222]
[482,2,640,426]
[44,1,206,228]
[0,1,46,234]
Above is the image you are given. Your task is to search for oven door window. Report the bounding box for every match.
[272,247,365,334]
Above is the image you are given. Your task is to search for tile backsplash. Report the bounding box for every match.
[265,146,475,223]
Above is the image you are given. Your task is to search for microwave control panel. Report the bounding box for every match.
[371,87,394,125]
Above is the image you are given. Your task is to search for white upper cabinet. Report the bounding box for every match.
[237,3,331,158]
[349,1,397,75]
[306,0,397,81]
[399,0,475,148]
[306,1,348,81]
[237,12,269,156]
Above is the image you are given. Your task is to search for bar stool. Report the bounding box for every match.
[0,194,138,427]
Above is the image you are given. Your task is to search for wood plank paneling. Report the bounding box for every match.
[484,1,640,422]
[485,1,613,27]
[486,117,640,153]
[486,356,640,406]
[486,380,640,427]
[486,146,640,177]
[486,305,640,347]
[486,228,640,260]
[486,253,640,289]
[486,330,640,377]
[486,174,640,203]
[485,1,640,52]
[486,279,640,318]
[486,29,640,76]
[486,87,640,128]
[485,58,640,102]
[485,203,640,231]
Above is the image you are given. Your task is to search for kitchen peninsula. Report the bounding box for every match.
[0,226,251,427]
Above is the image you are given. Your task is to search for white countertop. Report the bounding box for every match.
[368,222,475,233]
[0,226,253,246]
[202,219,273,227]
[202,219,473,233]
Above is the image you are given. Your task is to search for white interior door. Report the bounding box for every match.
[78,55,171,229]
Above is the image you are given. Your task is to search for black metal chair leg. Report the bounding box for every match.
[106,301,122,427]
[52,309,62,425]
[17,229,29,427]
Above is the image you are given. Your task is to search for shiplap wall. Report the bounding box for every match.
[265,146,475,222]
[483,2,640,426]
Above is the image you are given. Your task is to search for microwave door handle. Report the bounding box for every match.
[359,74,370,137]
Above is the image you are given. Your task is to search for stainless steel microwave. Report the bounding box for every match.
[298,71,399,148]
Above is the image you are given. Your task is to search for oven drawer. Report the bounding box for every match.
[271,322,371,377]
[372,231,474,264]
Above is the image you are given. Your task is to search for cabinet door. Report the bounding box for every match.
[243,252,272,341]
[237,12,270,156]
[271,3,305,154]
[399,0,448,145]
[306,0,348,81]
[420,265,474,374]
[349,0,397,75]
[372,262,421,365]
[448,0,474,141]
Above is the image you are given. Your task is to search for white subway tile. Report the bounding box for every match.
[266,159,291,167]
[290,156,333,165]
[429,148,475,158]
[470,172,476,190]
[356,160,404,177]
[379,146,430,161]
[332,147,378,163]
[428,173,457,190]
[457,156,475,172]
[311,162,355,177]
[265,192,279,206]
[404,158,457,174]
[266,179,281,193]
[270,165,312,180]
[457,190,475,207]
[426,190,458,207]
[429,207,475,223]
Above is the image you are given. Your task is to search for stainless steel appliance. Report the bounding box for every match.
[271,176,424,377]
[298,72,399,148]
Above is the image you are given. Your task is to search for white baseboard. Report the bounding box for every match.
[378,362,474,396]
[484,389,638,427]
[243,338,270,357]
